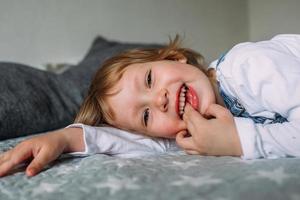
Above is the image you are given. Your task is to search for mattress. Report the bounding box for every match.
[1,135,300,200]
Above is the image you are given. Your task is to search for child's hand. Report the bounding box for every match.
[0,128,81,177]
[176,103,243,157]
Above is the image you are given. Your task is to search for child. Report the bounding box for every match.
[0,34,299,177]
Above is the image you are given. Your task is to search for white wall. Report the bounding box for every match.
[0,0,248,69]
[248,0,300,41]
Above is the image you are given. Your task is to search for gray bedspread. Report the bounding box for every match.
[1,135,300,200]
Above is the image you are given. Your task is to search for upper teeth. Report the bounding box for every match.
[179,85,188,116]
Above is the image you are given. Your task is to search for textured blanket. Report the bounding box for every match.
[1,135,300,200]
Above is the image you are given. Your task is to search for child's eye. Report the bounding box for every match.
[143,108,150,127]
[146,69,152,88]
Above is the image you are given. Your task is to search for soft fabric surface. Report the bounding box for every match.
[0,62,81,140]
[1,136,300,200]
[0,37,160,140]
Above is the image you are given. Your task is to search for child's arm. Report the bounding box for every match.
[0,124,178,177]
[0,128,84,177]
[176,34,300,159]
[66,123,179,157]
[176,103,243,157]
[201,34,300,159]
[232,34,300,159]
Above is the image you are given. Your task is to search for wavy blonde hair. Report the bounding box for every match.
[74,35,207,126]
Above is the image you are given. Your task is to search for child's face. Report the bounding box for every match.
[107,60,216,138]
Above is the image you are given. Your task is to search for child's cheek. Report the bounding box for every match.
[155,122,184,138]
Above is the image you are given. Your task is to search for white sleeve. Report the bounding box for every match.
[231,37,300,159]
[271,34,300,58]
[235,118,300,159]
[64,123,180,158]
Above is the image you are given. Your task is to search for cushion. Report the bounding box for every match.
[0,37,161,140]
[0,62,81,140]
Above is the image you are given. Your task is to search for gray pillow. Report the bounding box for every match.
[0,37,161,140]
[0,62,82,140]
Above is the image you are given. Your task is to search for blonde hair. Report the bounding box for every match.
[74,35,207,126]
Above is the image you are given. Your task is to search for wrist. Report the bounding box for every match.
[61,127,85,153]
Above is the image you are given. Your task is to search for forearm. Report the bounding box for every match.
[64,123,177,157]
[61,127,85,153]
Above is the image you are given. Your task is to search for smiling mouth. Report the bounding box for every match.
[175,83,199,119]
[178,84,188,118]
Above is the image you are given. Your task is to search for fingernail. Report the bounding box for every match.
[27,168,35,176]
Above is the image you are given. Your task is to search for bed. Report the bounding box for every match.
[1,37,300,200]
[1,135,300,200]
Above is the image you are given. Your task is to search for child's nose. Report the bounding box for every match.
[154,89,169,112]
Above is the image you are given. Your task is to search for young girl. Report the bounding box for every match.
[0,34,299,177]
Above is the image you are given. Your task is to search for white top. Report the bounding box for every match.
[66,123,180,158]
[67,34,300,160]
[211,34,300,159]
